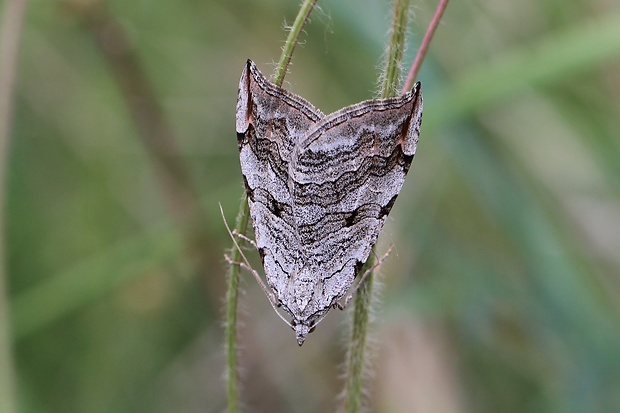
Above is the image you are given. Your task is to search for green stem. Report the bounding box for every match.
[274,0,318,87]
[380,0,411,98]
[225,1,318,412]
[343,256,376,413]
[224,196,249,413]
[343,0,411,412]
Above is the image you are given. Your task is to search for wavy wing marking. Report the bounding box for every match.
[289,83,423,307]
[235,60,324,303]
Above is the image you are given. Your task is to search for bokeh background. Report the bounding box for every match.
[2,0,620,412]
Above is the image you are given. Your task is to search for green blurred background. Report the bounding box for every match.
[2,0,620,412]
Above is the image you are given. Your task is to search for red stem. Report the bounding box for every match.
[401,0,450,94]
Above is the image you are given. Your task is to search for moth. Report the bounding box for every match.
[235,59,422,345]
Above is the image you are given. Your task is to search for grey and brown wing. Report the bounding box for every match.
[235,59,324,297]
[288,83,423,306]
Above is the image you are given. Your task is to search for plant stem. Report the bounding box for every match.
[0,0,29,412]
[343,1,411,412]
[343,255,376,413]
[274,0,318,87]
[402,0,450,94]
[381,0,412,98]
[224,196,249,413]
[225,1,318,412]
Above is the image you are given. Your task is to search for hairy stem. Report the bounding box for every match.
[0,0,29,412]
[343,255,376,413]
[225,1,318,412]
[381,0,412,98]
[274,0,318,87]
[224,196,249,413]
[343,1,411,412]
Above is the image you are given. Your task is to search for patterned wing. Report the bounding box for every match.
[236,59,324,303]
[289,83,423,309]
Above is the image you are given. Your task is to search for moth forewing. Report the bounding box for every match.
[235,60,423,345]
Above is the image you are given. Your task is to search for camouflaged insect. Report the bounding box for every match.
[235,60,423,345]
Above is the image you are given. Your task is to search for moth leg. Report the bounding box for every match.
[336,245,394,310]
[219,204,278,301]
[218,203,297,332]
[223,253,298,332]
[232,230,258,250]
[224,253,260,281]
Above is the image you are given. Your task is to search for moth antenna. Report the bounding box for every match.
[219,203,294,330]
[337,245,394,310]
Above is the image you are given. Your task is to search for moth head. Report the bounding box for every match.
[292,321,316,346]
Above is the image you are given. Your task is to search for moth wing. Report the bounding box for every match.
[289,84,423,301]
[236,60,324,298]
